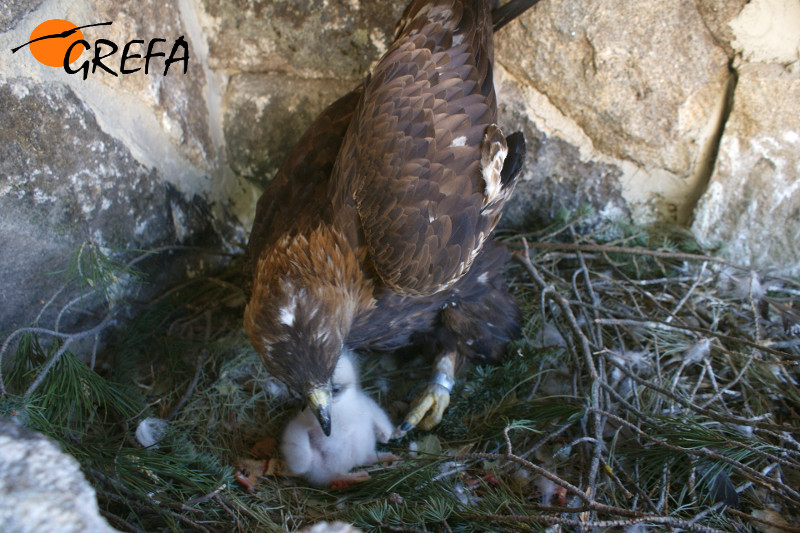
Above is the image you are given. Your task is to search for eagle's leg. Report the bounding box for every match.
[394,350,457,437]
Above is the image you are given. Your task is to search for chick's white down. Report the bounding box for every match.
[280,351,394,486]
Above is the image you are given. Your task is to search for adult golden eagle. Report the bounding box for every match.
[244,0,533,436]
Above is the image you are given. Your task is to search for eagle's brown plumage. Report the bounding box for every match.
[244,0,533,436]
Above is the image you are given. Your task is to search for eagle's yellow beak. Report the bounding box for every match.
[308,387,332,436]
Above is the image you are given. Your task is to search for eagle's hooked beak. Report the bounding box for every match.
[308,387,332,436]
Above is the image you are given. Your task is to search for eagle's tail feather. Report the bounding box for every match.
[492,0,541,32]
[500,131,525,188]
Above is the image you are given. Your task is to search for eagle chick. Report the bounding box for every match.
[280,351,395,487]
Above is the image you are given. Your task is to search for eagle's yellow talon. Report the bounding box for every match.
[401,383,451,434]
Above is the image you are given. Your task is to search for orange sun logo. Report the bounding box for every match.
[27,19,86,67]
[10,20,190,80]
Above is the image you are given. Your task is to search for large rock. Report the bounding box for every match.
[197,0,404,78]
[90,0,216,171]
[0,418,119,533]
[495,0,733,223]
[691,62,800,274]
[691,0,800,274]
[729,0,800,64]
[496,68,629,228]
[0,0,44,32]
[0,79,219,333]
[696,0,749,57]
[224,74,354,184]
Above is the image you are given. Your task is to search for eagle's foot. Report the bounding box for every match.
[407,381,451,432]
[394,353,458,438]
[377,452,399,464]
[330,470,371,489]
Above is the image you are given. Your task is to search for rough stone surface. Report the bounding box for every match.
[198,0,404,78]
[696,0,749,57]
[0,418,119,533]
[495,0,733,222]
[729,0,800,64]
[0,79,218,333]
[92,0,216,170]
[497,72,629,229]
[0,0,44,32]
[692,62,800,274]
[224,74,354,185]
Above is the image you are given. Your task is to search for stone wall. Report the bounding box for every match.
[1,0,798,332]
[495,0,800,273]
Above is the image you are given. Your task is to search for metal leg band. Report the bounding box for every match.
[430,371,455,392]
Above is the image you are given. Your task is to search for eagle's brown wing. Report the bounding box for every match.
[244,87,363,290]
[330,0,510,296]
[246,0,535,295]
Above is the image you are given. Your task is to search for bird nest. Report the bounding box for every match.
[1,213,799,532]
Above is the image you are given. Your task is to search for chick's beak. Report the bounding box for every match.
[307,387,332,436]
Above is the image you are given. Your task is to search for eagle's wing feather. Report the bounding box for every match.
[244,87,362,290]
[247,0,534,296]
[331,0,503,296]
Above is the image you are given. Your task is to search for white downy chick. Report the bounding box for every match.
[280,350,395,487]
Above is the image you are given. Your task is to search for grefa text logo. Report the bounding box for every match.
[11,20,189,79]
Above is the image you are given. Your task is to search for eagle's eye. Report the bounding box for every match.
[332,385,343,396]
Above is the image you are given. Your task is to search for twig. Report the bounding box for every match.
[604,355,794,432]
[56,291,102,333]
[569,229,607,506]
[23,314,117,397]
[514,241,597,379]
[466,451,593,508]
[465,449,671,520]
[750,271,763,344]
[727,507,800,533]
[33,281,71,326]
[213,495,242,532]
[464,512,727,533]
[599,456,633,499]
[90,333,100,370]
[516,240,747,271]
[183,485,227,509]
[502,425,514,455]
[101,490,211,533]
[167,350,207,421]
[126,398,163,424]
[602,454,659,514]
[754,428,800,456]
[516,237,605,516]
[517,420,576,461]
[419,463,470,488]
[100,510,147,533]
[667,262,708,323]
[595,318,798,360]
[590,408,800,508]
[767,338,800,349]
[698,352,752,410]
[655,460,670,513]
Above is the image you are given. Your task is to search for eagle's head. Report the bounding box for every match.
[244,225,374,436]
